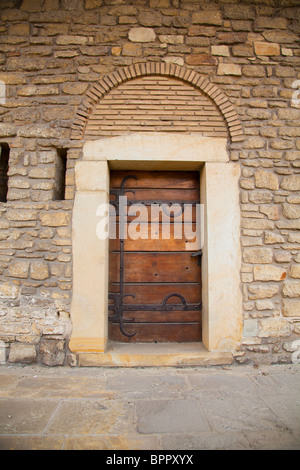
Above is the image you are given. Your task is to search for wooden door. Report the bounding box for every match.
[108,170,202,342]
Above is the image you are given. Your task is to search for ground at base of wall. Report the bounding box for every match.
[0,363,299,450]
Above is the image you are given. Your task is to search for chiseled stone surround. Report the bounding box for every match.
[69,133,242,366]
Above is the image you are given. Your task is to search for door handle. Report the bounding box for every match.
[191,249,202,266]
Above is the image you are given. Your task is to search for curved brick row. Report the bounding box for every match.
[71,62,244,143]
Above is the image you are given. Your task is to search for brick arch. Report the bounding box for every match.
[71,62,244,143]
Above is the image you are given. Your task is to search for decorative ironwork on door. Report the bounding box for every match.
[108,172,202,341]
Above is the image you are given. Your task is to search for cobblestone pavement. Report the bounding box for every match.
[0,363,299,450]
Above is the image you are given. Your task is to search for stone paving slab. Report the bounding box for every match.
[0,363,299,450]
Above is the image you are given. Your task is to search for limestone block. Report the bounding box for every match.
[282,300,300,317]
[61,82,88,95]
[242,65,266,77]
[255,170,279,190]
[150,0,170,7]
[248,284,279,300]
[163,57,184,66]
[0,282,19,299]
[281,175,300,191]
[18,125,66,139]
[6,209,38,221]
[40,212,71,227]
[283,281,300,298]
[138,11,162,27]
[75,161,109,192]
[241,218,274,230]
[256,299,274,310]
[259,205,280,221]
[243,136,265,149]
[0,123,16,137]
[56,35,88,45]
[83,134,229,164]
[290,265,300,279]
[128,27,156,43]
[243,247,272,264]
[254,42,280,56]
[262,30,298,44]
[30,261,49,280]
[217,63,242,76]
[211,45,230,56]
[192,10,222,26]
[253,265,286,281]
[29,166,56,179]
[186,54,217,66]
[243,318,258,337]
[223,4,254,19]
[159,35,184,45]
[258,318,291,337]
[40,339,65,366]
[8,261,30,279]
[264,231,285,244]
[8,343,36,363]
[249,191,272,204]
[275,251,292,263]
[282,203,300,220]
[122,42,142,56]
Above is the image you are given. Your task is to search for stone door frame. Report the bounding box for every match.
[69,133,242,365]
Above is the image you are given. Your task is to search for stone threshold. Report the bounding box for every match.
[76,342,233,367]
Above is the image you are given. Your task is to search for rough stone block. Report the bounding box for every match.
[128,27,156,43]
[40,212,71,227]
[30,262,49,280]
[258,318,291,337]
[256,299,274,310]
[211,45,230,56]
[138,11,162,27]
[283,281,300,298]
[192,10,222,26]
[290,265,300,279]
[254,42,280,56]
[8,343,36,363]
[56,35,88,45]
[243,247,273,264]
[0,123,16,137]
[248,284,279,300]
[281,175,300,191]
[283,203,300,220]
[264,231,284,244]
[39,339,65,366]
[0,282,19,299]
[253,265,286,282]
[8,261,30,279]
[217,63,242,76]
[282,300,300,317]
[255,170,279,190]
[186,54,216,65]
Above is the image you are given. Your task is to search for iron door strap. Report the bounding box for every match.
[109,174,202,338]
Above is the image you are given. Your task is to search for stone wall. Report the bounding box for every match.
[0,0,299,366]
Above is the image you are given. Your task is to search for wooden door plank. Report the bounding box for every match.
[109,223,200,251]
[109,322,202,342]
[109,283,201,304]
[121,310,201,323]
[109,252,201,283]
[110,170,200,189]
[110,188,200,202]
